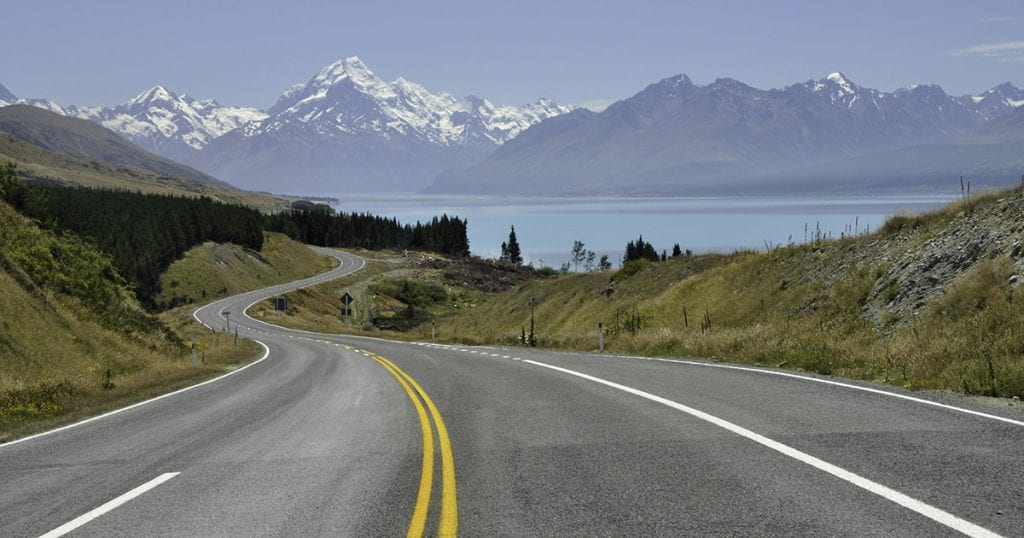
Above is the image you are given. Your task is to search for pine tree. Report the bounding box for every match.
[623,234,659,263]
[505,225,523,265]
[672,243,682,257]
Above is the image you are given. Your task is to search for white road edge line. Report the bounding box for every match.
[6,249,358,449]
[612,354,1024,428]
[523,359,1003,538]
[2,343,271,450]
[39,472,180,538]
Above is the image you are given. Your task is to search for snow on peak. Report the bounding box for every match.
[69,86,268,152]
[260,56,574,146]
[977,82,1024,108]
[825,72,857,95]
[313,56,380,88]
[127,85,176,107]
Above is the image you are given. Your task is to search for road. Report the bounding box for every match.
[1,248,1022,537]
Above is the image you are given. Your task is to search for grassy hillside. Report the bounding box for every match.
[0,118,288,212]
[0,199,261,442]
[157,232,337,307]
[443,189,1024,397]
[0,105,223,186]
[247,253,536,335]
[253,188,1024,399]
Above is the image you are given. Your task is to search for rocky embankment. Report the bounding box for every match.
[797,188,1024,327]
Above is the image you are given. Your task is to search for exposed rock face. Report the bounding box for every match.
[785,188,1024,327]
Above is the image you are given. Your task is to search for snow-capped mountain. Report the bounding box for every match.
[258,56,571,147]
[2,67,1021,196]
[427,72,1024,196]
[964,82,1024,121]
[70,86,267,163]
[195,56,573,193]
[0,82,69,115]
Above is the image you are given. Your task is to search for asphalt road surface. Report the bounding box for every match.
[2,248,1022,537]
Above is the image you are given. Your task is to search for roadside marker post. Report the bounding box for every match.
[191,338,198,366]
[599,322,604,353]
[341,292,354,323]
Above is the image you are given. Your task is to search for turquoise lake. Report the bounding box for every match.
[333,195,956,269]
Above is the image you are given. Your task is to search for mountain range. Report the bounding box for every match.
[0,105,286,211]
[0,57,573,194]
[192,57,573,193]
[3,65,1023,197]
[427,73,1024,195]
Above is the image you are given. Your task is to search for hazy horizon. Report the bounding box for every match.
[3,0,1023,110]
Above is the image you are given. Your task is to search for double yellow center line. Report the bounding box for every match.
[368,351,458,537]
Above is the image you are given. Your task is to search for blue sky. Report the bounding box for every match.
[3,0,1023,110]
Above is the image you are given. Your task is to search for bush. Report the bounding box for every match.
[370,278,448,308]
[614,259,652,280]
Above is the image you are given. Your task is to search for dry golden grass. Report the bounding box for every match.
[156,232,337,307]
[0,210,339,440]
[0,266,261,442]
[0,134,289,212]
[232,189,1024,399]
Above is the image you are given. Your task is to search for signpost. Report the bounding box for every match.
[340,292,354,320]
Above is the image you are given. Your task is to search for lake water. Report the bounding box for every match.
[332,195,956,268]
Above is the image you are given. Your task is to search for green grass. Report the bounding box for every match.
[0,133,289,212]
[156,232,337,308]
[242,187,1024,400]
[0,199,266,441]
[248,252,496,339]
[434,195,1024,397]
[0,202,345,441]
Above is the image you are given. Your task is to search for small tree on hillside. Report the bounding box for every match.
[672,243,682,257]
[624,235,659,263]
[571,240,586,271]
[502,225,523,265]
[598,254,612,271]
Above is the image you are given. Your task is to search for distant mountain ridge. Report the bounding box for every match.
[195,56,574,193]
[0,83,266,165]
[426,72,1024,196]
[0,104,229,187]
[3,68,1023,196]
[0,57,572,194]
[70,86,267,164]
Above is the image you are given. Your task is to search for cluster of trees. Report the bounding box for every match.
[623,235,659,262]
[624,235,691,264]
[267,210,469,257]
[1,163,471,309]
[3,180,264,308]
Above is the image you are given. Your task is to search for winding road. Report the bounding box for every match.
[1,248,1022,537]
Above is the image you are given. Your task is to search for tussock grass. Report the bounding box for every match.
[437,189,1024,398]
[157,232,336,307]
[0,133,289,212]
[0,204,333,441]
[245,187,1024,399]
[0,251,259,442]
